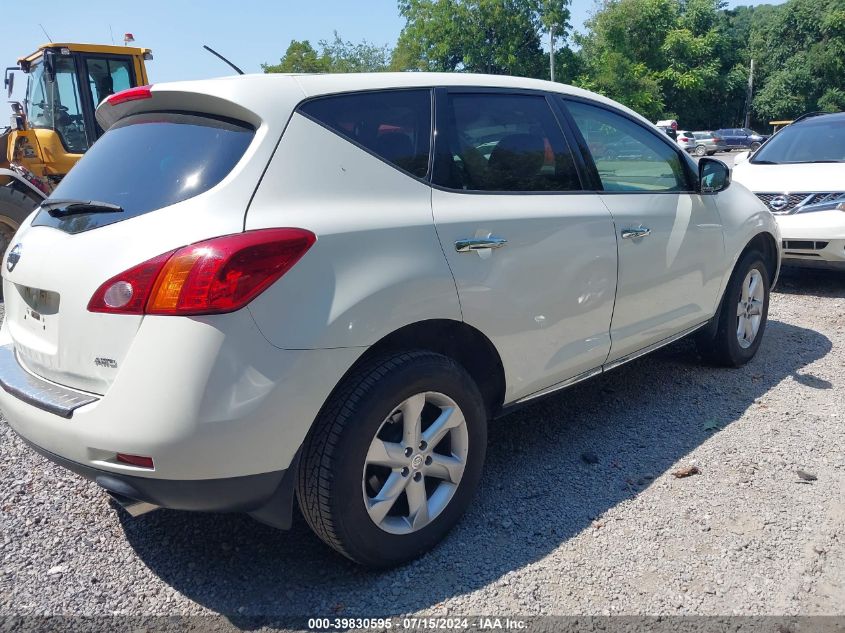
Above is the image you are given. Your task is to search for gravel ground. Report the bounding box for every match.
[1,267,843,618]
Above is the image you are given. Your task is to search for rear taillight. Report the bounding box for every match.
[88,229,316,316]
[106,85,153,106]
[88,251,175,314]
[679,137,690,142]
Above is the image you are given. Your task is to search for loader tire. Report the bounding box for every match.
[0,186,38,257]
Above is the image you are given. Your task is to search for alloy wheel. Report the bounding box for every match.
[736,268,764,349]
[362,392,468,535]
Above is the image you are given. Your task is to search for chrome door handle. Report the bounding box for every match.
[455,237,508,252]
[621,225,651,239]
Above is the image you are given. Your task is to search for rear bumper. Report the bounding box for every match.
[18,435,298,527]
[0,344,98,418]
[0,308,364,482]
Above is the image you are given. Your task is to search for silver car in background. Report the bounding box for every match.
[690,131,728,156]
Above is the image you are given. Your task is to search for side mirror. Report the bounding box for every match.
[4,70,13,98]
[699,157,731,194]
[734,150,750,164]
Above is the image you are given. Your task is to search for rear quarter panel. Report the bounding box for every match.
[244,113,461,350]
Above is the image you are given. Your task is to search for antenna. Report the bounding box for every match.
[109,24,115,45]
[39,24,53,43]
[203,45,245,75]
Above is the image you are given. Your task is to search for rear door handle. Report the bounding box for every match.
[455,237,508,252]
[621,225,651,239]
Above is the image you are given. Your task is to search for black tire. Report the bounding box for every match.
[696,250,770,367]
[750,141,762,151]
[297,350,487,568]
[0,186,38,256]
[694,145,707,157]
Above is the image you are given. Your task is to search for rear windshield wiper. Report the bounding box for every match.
[40,199,124,216]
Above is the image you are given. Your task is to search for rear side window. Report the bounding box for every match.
[32,112,254,234]
[298,90,432,178]
[433,93,581,192]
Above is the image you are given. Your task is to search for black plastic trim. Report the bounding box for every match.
[20,435,292,516]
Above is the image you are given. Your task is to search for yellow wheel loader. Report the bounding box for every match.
[1,42,152,253]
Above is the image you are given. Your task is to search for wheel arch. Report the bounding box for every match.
[351,319,506,418]
[742,231,780,286]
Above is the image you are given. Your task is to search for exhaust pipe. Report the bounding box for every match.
[108,492,159,517]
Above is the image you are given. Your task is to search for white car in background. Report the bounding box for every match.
[733,112,845,269]
[0,73,780,568]
[675,130,696,153]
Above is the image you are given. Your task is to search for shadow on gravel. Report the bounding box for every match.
[119,319,831,623]
[775,266,845,299]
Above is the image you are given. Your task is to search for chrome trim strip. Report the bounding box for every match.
[515,367,604,404]
[0,345,99,418]
[603,321,708,372]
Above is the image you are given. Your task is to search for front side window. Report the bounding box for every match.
[298,89,431,178]
[434,93,580,192]
[565,100,688,192]
[25,56,89,153]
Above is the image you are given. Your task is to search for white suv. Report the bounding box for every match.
[0,74,780,567]
[732,112,845,269]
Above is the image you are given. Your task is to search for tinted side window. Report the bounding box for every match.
[565,100,688,192]
[433,93,581,192]
[298,90,431,178]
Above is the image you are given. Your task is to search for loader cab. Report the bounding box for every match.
[18,44,150,153]
[0,43,151,255]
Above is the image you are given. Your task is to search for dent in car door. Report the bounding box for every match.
[563,99,725,363]
[430,90,618,403]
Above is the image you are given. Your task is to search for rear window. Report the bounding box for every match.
[298,89,432,179]
[31,112,254,234]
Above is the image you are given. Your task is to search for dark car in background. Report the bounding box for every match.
[715,127,768,151]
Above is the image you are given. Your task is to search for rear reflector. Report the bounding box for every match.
[106,85,153,106]
[88,229,316,316]
[116,453,154,469]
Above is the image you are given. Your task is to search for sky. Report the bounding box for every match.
[3,0,785,101]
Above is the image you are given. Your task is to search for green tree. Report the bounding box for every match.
[575,0,761,128]
[263,32,391,74]
[262,40,329,73]
[392,0,571,78]
[750,0,845,120]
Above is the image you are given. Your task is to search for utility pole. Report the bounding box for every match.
[744,58,754,128]
[549,26,555,82]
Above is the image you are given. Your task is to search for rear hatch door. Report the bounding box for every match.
[1,79,300,394]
